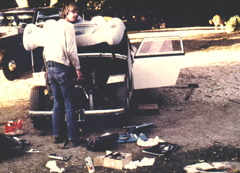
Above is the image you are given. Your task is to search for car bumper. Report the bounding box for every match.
[27,108,125,121]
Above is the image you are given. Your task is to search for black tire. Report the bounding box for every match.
[30,86,50,129]
[2,56,19,81]
[30,86,47,111]
[2,44,33,80]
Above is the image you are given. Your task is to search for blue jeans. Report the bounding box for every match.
[47,64,79,140]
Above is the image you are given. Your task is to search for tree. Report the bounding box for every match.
[0,0,18,10]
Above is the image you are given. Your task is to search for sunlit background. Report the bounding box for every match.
[1,0,240,31]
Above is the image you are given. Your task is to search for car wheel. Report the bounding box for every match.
[30,86,49,129]
[2,56,19,81]
[30,86,47,111]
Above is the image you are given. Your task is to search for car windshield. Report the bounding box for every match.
[36,9,61,24]
[0,11,34,27]
[74,23,96,35]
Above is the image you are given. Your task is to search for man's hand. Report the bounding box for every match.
[76,69,83,81]
[45,71,48,78]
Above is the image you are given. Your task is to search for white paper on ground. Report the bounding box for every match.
[211,162,231,170]
[137,136,165,147]
[46,160,65,173]
[184,162,232,173]
[139,157,155,167]
[124,157,155,169]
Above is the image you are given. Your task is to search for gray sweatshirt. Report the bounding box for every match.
[43,19,80,70]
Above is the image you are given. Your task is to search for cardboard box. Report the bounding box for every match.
[93,150,132,170]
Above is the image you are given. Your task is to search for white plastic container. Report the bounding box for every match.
[85,156,95,173]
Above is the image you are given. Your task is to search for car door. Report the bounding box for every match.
[133,36,185,90]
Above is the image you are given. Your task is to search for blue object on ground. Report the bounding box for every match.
[117,133,148,143]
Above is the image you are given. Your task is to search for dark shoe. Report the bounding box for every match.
[53,137,65,144]
[69,140,80,147]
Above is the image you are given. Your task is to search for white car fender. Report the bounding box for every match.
[23,23,45,51]
[23,20,57,51]
[75,17,126,47]
[23,17,126,50]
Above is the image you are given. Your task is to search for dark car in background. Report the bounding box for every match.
[0,7,61,80]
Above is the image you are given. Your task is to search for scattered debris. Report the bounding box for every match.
[46,160,65,173]
[87,133,119,151]
[5,119,24,136]
[185,83,199,101]
[49,154,71,161]
[212,162,232,170]
[85,156,95,173]
[117,122,153,143]
[184,162,232,173]
[122,122,153,138]
[124,122,154,133]
[124,157,155,169]
[124,160,139,169]
[137,136,165,147]
[93,150,132,170]
[139,157,155,167]
[13,137,30,145]
[4,130,24,136]
[118,133,147,143]
[0,133,30,154]
[142,142,179,160]
[22,149,41,153]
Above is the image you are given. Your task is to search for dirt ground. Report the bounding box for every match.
[1,29,240,173]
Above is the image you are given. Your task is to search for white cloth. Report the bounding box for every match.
[43,19,80,70]
[124,157,155,170]
[184,162,232,173]
[46,160,65,173]
[137,136,165,147]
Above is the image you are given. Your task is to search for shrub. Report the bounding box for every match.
[225,15,240,31]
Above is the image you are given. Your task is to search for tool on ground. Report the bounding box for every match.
[49,154,72,161]
[105,152,125,160]
[23,149,41,153]
[13,137,30,145]
[185,84,199,101]
[122,122,154,139]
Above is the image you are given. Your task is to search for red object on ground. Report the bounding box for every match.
[16,119,23,130]
[5,119,23,134]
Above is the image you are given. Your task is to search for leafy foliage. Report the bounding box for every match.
[0,0,18,9]
[2,0,240,31]
[226,15,240,31]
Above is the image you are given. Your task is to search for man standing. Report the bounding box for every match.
[44,3,82,147]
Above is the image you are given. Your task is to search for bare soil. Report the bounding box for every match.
[1,29,240,173]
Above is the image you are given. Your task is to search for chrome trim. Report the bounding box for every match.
[28,108,125,116]
[78,53,127,60]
